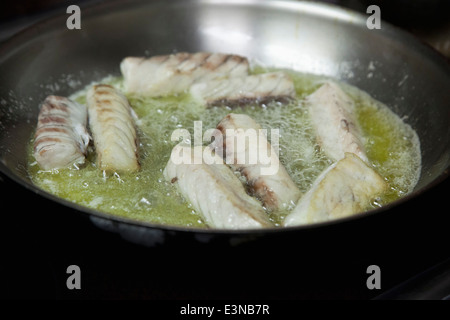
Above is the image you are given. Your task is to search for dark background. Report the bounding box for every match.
[0,0,449,301]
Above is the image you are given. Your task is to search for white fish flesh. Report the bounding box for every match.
[190,72,296,107]
[33,95,89,170]
[120,52,249,97]
[163,144,272,229]
[213,113,302,211]
[307,81,368,163]
[283,153,387,226]
[86,84,140,172]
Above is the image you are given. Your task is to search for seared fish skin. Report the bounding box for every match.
[87,84,139,172]
[120,52,249,97]
[190,72,296,107]
[213,113,302,211]
[33,95,89,170]
[164,144,272,229]
[307,81,368,163]
[283,153,387,226]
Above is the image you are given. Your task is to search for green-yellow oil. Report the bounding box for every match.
[27,69,421,228]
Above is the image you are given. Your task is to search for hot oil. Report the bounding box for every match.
[350,90,421,205]
[28,70,421,228]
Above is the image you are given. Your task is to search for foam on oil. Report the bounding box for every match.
[27,69,421,228]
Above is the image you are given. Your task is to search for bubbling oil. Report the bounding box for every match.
[28,69,421,228]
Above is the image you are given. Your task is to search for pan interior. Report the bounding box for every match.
[0,0,449,231]
[27,70,421,228]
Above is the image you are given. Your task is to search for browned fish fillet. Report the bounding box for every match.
[86,84,140,172]
[190,72,296,107]
[33,95,89,170]
[212,113,302,211]
[120,52,249,96]
[164,144,272,229]
[283,153,387,226]
[307,81,368,163]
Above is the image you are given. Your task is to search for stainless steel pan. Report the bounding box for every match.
[0,0,449,247]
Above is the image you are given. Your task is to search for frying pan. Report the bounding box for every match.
[0,0,449,249]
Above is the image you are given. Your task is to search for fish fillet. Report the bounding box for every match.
[190,72,296,107]
[163,144,272,229]
[86,84,140,172]
[307,81,368,163]
[283,153,387,226]
[33,95,90,170]
[120,52,249,97]
[212,113,302,211]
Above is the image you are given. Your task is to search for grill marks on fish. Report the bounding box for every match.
[307,81,368,163]
[190,72,296,107]
[163,145,272,229]
[213,113,302,211]
[33,95,89,170]
[87,84,140,173]
[120,52,249,97]
[283,153,387,226]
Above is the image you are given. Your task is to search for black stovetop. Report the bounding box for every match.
[2,173,449,301]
